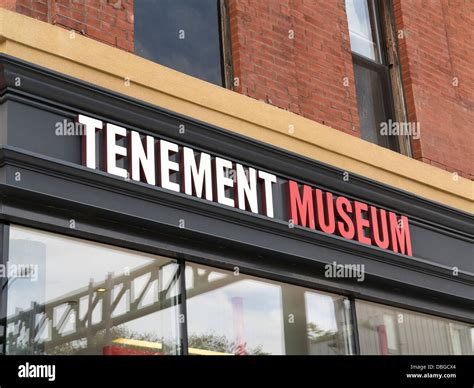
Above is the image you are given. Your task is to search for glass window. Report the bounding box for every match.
[346,0,381,62]
[356,300,474,355]
[353,62,397,150]
[134,0,224,86]
[346,0,400,152]
[185,263,354,355]
[6,226,181,355]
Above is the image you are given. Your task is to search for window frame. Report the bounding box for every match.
[378,0,412,156]
[349,0,411,155]
[352,52,399,152]
[219,0,234,89]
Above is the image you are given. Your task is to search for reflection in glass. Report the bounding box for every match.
[6,226,181,355]
[185,263,354,355]
[356,300,474,355]
[345,0,381,62]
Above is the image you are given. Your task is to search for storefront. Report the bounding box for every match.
[0,10,472,356]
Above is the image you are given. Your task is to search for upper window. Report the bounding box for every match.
[134,0,225,86]
[346,0,382,62]
[346,0,400,152]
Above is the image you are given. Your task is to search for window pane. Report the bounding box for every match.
[353,63,397,150]
[346,0,381,62]
[356,300,474,355]
[134,0,224,86]
[185,263,354,355]
[6,226,181,355]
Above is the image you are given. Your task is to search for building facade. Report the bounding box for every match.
[0,0,472,355]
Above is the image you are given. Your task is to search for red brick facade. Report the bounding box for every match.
[1,0,472,178]
[0,0,134,52]
[229,0,361,137]
[394,0,473,179]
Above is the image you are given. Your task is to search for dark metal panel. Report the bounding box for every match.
[410,223,473,271]
[6,100,80,163]
[350,297,361,355]
[178,261,189,356]
[0,54,472,234]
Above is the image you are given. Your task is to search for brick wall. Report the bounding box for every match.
[229,0,361,136]
[394,0,473,179]
[0,0,134,52]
